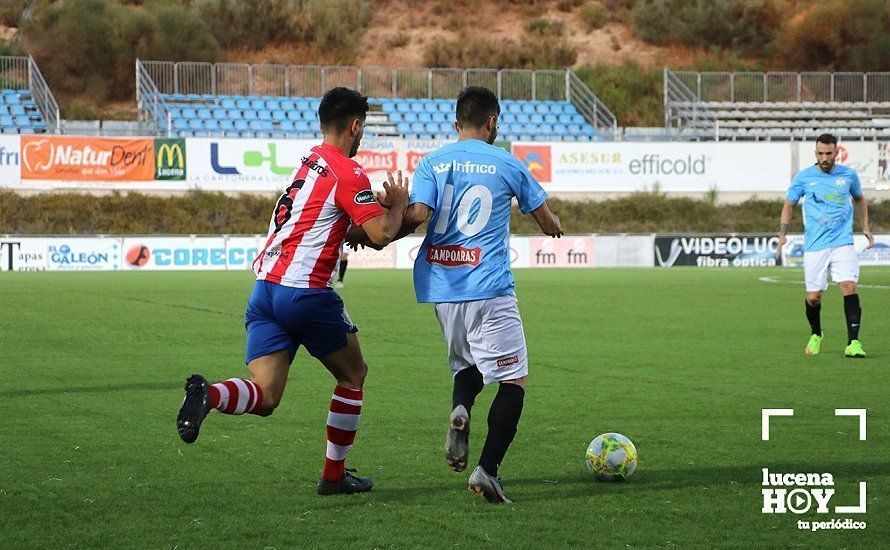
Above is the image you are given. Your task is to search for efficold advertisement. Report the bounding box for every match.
[512,141,793,192]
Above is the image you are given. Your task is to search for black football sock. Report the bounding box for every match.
[452,365,484,415]
[338,259,348,282]
[478,383,525,477]
[805,299,822,336]
[844,293,861,344]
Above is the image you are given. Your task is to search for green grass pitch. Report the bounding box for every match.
[1,268,887,548]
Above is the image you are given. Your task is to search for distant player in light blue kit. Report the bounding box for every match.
[353,87,563,503]
[778,133,874,358]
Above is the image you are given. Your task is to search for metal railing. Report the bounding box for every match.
[568,71,617,137]
[0,55,61,133]
[136,59,171,135]
[140,61,619,138]
[28,56,60,133]
[670,70,890,103]
[664,68,718,138]
[0,56,28,89]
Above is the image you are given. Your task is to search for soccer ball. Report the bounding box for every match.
[585,433,637,481]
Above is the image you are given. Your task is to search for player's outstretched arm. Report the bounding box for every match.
[853,194,874,249]
[777,199,794,257]
[531,201,563,238]
[360,171,410,248]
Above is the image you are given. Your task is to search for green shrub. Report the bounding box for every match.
[775,0,890,71]
[23,0,220,102]
[0,0,26,27]
[4,191,886,236]
[423,35,577,69]
[579,2,608,31]
[632,0,787,57]
[193,0,306,50]
[574,63,663,127]
[306,0,371,64]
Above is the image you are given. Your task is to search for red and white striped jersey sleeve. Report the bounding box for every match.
[334,164,384,227]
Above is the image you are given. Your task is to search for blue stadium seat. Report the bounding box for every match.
[425,123,439,134]
[181,108,197,119]
[295,100,310,111]
[242,110,258,120]
[227,109,241,119]
[197,108,212,119]
[212,109,228,120]
[381,101,396,113]
[396,101,410,113]
[172,119,189,130]
[558,114,573,124]
[535,103,549,114]
[188,119,204,130]
[388,112,402,123]
[279,120,294,132]
[521,103,536,114]
[544,114,557,124]
[424,102,438,113]
[410,102,424,113]
[571,114,585,124]
[3,94,19,104]
[410,122,425,133]
[258,110,272,121]
[203,119,220,131]
[250,99,265,110]
[219,119,235,131]
[563,104,578,114]
[439,123,452,134]
[530,113,544,124]
[286,110,302,121]
[418,112,432,123]
[272,110,287,121]
[549,103,565,114]
[301,110,316,121]
[234,120,249,131]
[553,123,568,135]
[0,115,14,126]
[235,98,251,109]
[266,99,281,110]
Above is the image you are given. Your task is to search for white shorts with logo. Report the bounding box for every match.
[434,294,529,384]
[804,244,859,292]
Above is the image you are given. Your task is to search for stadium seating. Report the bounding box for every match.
[0,89,49,134]
[670,101,890,140]
[664,70,890,140]
[159,94,599,141]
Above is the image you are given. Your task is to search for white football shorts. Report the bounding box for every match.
[433,294,529,384]
[803,244,859,292]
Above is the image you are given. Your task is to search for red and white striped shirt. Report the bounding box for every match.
[252,143,383,288]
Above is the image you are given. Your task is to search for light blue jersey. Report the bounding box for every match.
[786,163,862,252]
[410,139,547,303]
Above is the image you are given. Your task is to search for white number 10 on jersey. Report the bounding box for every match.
[432,184,493,237]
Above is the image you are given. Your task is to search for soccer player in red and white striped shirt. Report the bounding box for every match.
[177,88,409,495]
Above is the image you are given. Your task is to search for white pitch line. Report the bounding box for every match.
[759,276,890,290]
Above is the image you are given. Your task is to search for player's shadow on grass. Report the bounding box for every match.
[0,381,175,398]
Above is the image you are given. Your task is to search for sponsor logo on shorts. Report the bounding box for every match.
[354,189,376,204]
[426,245,482,267]
[497,355,519,368]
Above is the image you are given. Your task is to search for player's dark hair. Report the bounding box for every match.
[318,87,369,133]
[456,86,500,129]
[816,133,838,146]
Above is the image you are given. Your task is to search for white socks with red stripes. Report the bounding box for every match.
[209,378,264,415]
[322,385,363,482]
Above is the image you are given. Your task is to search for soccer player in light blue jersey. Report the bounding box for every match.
[349,87,562,503]
[779,133,874,358]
